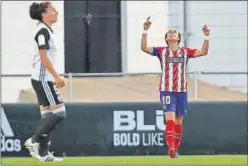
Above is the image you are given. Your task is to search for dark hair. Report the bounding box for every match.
[29,2,50,21]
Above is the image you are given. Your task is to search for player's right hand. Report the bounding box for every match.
[143,17,152,30]
[55,76,65,88]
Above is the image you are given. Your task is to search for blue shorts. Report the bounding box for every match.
[160,91,188,116]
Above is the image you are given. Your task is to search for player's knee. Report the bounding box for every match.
[51,105,66,119]
[40,110,53,119]
[165,112,176,121]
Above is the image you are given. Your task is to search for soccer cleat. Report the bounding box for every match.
[24,138,41,160]
[168,148,176,158]
[175,152,180,158]
[40,151,63,162]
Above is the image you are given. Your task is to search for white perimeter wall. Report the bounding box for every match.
[185,1,247,93]
[121,1,169,73]
[2,1,64,103]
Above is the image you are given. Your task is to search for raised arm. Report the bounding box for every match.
[188,25,210,58]
[140,17,157,55]
[141,32,154,55]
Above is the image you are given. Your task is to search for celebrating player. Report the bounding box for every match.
[141,17,210,158]
[25,2,65,162]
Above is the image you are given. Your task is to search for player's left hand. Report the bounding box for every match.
[202,24,210,36]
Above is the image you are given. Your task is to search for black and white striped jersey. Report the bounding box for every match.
[31,22,57,82]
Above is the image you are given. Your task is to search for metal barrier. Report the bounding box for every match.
[1,71,247,102]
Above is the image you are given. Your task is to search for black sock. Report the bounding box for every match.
[39,112,52,156]
[39,124,59,156]
[39,133,51,157]
[32,114,64,143]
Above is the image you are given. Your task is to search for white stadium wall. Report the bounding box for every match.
[121,1,169,73]
[2,1,64,102]
[185,1,247,93]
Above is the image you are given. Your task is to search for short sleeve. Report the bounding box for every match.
[35,28,50,49]
[185,47,197,58]
[152,47,164,56]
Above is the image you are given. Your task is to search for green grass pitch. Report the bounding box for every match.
[1,155,247,165]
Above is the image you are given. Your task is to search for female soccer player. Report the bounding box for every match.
[141,17,210,158]
[25,2,66,162]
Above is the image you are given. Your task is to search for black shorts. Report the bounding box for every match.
[31,79,63,107]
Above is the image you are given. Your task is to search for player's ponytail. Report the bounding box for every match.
[29,2,50,21]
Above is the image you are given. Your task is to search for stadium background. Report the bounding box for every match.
[1,1,247,165]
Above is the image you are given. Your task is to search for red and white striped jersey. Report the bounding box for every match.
[152,47,196,92]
